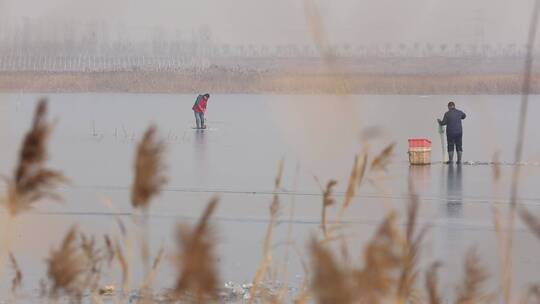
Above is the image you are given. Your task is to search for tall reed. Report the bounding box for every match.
[1,98,66,283]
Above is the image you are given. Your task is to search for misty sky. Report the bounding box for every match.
[0,0,537,44]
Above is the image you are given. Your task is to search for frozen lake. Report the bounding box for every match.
[1,93,540,302]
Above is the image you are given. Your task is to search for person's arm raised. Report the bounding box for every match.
[438,113,448,125]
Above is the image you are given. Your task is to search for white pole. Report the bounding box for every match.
[438,123,447,163]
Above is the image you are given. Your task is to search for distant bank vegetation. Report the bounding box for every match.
[0,69,538,94]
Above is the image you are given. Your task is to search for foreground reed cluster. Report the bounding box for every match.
[4,98,67,216]
[1,100,540,304]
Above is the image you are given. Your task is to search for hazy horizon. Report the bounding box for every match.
[0,0,538,45]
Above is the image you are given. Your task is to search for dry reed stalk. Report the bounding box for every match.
[103,235,115,268]
[309,239,353,304]
[274,158,284,192]
[9,252,22,293]
[342,151,368,211]
[519,207,540,241]
[173,198,219,302]
[79,233,104,293]
[248,196,280,302]
[5,98,67,216]
[455,249,489,304]
[301,0,354,96]
[367,143,397,214]
[506,1,540,302]
[131,125,167,210]
[249,162,283,303]
[275,163,301,304]
[492,205,511,303]
[0,213,13,283]
[293,247,311,304]
[492,152,501,182]
[104,215,132,300]
[489,152,510,304]
[397,184,426,302]
[425,262,442,304]
[320,180,337,238]
[302,0,333,60]
[370,143,396,172]
[114,238,129,293]
[140,245,165,303]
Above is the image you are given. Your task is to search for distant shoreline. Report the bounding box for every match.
[1,71,538,94]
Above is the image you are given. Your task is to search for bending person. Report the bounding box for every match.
[192,93,210,129]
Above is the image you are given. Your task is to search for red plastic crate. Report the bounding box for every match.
[408,138,432,148]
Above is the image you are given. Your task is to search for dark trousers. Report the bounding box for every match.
[447,133,463,152]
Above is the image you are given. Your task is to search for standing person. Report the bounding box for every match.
[438,101,466,164]
[192,93,210,129]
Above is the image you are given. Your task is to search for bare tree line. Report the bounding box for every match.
[1,18,538,72]
[1,42,537,73]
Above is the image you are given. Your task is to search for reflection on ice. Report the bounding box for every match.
[446,164,463,218]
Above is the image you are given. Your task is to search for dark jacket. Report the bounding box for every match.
[439,108,466,135]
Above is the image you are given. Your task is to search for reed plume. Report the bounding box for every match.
[342,151,367,210]
[131,125,167,210]
[5,98,66,216]
[354,211,403,303]
[46,226,86,301]
[455,249,489,304]
[309,239,353,304]
[370,143,396,172]
[173,198,220,302]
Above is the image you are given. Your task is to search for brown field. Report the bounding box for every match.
[1,71,539,94]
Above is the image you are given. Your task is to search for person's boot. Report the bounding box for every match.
[456,151,462,164]
[445,151,454,164]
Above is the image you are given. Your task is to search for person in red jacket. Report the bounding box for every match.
[192,93,210,129]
